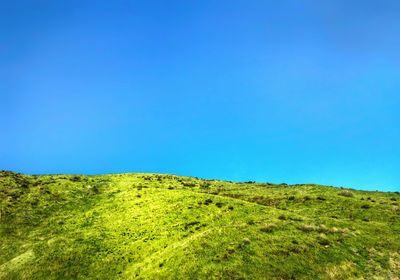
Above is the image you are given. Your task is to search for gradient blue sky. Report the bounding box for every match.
[1,0,400,191]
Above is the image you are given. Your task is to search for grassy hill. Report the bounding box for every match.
[1,171,399,279]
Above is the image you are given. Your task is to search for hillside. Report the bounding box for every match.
[0,171,399,279]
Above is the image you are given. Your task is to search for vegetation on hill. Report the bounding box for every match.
[1,171,399,279]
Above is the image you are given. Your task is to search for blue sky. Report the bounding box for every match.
[1,0,399,191]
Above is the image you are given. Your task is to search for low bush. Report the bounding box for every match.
[260,223,277,233]
[201,182,211,189]
[298,224,317,232]
[249,196,281,207]
[70,175,81,182]
[289,216,304,222]
[338,190,354,197]
[317,235,330,246]
[184,221,200,230]
[222,247,236,260]
[298,224,349,234]
[204,199,213,205]
[278,214,287,220]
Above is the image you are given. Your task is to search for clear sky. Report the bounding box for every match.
[1,0,399,191]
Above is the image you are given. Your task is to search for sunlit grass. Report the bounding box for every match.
[1,171,399,279]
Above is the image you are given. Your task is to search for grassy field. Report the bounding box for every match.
[1,171,399,279]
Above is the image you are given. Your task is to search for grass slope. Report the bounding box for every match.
[1,171,400,279]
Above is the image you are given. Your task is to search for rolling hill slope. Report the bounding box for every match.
[1,171,399,279]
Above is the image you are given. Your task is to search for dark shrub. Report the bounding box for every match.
[278,214,287,220]
[181,181,196,187]
[70,175,81,182]
[91,185,99,194]
[361,204,371,209]
[184,221,200,230]
[204,199,213,205]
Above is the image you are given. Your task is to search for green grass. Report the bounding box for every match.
[1,171,400,279]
